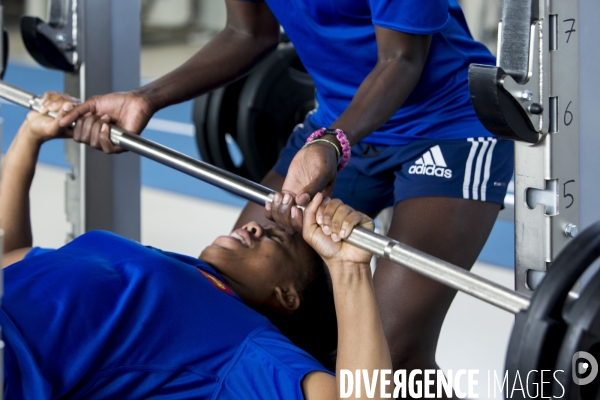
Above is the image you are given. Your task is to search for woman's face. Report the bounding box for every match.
[199,221,316,311]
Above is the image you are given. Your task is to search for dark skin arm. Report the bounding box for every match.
[267,27,431,233]
[331,27,431,146]
[57,0,280,151]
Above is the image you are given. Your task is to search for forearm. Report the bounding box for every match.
[0,123,42,253]
[330,262,392,399]
[329,55,424,146]
[136,25,278,112]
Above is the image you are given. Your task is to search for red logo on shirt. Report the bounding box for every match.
[197,269,235,296]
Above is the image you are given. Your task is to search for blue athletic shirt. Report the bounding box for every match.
[244,0,496,145]
[1,231,329,399]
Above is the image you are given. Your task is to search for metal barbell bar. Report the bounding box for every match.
[0,80,531,315]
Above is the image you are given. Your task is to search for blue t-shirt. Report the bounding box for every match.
[246,0,495,145]
[1,231,329,399]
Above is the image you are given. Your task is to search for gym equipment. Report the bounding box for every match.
[505,222,600,399]
[193,74,252,179]
[193,43,315,182]
[552,232,600,398]
[1,81,599,399]
[20,0,80,72]
[236,44,315,181]
[469,0,581,296]
[0,25,7,81]
[206,78,252,178]
[20,0,142,242]
[192,91,215,166]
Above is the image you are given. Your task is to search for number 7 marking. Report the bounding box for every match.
[564,19,576,43]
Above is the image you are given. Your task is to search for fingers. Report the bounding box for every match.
[303,192,324,227]
[59,101,75,117]
[266,192,304,234]
[319,198,344,240]
[38,92,77,117]
[264,199,274,221]
[317,197,373,242]
[25,101,75,140]
[73,114,114,151]
[45,101,75,120]
[40,91,79,104]
[40,91,79,109]
[58,99,96,128]
[301,192,326,245]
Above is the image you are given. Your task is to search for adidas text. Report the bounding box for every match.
[408,164,452,178]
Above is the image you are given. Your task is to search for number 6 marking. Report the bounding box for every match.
[564,101,573,126]
[564,180,575,209]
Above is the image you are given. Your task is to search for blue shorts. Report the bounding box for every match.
[273,116,514,214]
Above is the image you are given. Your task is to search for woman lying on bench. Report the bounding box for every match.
[1,93,391,399]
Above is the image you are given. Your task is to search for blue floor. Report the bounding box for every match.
[1,62,515,268]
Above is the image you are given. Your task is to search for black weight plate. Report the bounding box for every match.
[1,29,9,80]
[237,44,315,182]
[20,16,76,73]
[506,221,600,400]
[192,92,214,165]
[206,77,252,179]
[554,259,600,399]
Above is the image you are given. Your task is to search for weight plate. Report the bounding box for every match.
[506,221,600,399]
[237,44,315,182]
[206,76,252,178]
[192,92,214,165]
[1,29,9,80]
[20,16,76,73]
[553,266,600,399]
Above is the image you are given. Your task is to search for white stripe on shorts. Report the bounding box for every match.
[463,138,480,199]
[472,138,490,201]
[480,138,498,201]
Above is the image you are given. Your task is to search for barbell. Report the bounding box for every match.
[1,81,599,399]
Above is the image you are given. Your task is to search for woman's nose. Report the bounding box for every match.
[243,221,263,238]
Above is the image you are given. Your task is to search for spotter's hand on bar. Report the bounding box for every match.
[57,91,155,154]
[265,191,304,234]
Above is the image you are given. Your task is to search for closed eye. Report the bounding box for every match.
[267,229,285,244]
[266,226,289,245]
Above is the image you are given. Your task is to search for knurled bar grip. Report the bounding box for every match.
[0,80,531,314]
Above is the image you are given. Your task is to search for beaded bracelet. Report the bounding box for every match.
[304,128,351,171]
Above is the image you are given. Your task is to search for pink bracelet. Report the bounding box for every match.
[305,128,351,171]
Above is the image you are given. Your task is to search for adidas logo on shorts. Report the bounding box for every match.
[408,145,452,179]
